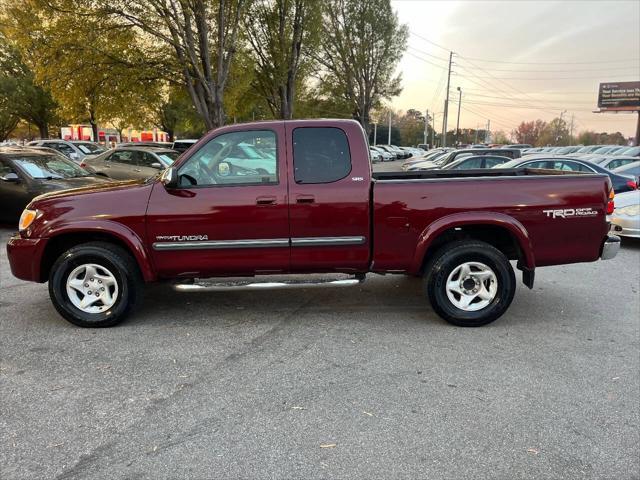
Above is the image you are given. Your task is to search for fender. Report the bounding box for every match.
[409,211,535,274]
[44,220,156,282]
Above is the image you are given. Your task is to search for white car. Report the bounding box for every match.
[27,140,106,163]
[610,190,640,238]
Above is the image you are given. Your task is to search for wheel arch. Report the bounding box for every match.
[411,212,535,275]
[40,221,156,283]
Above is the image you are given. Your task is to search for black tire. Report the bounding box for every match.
[424,240,516,327]
[48,242,143,327]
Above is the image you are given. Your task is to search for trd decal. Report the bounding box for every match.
[543,208,597,219]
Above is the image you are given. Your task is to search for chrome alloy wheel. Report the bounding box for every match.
[65,263,119,313]
[445,261,498,312]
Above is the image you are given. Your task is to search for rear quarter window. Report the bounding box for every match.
[293,127,351,184]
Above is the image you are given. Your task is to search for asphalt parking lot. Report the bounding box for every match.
[1,162,639,479]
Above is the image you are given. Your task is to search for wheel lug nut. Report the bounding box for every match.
[98,280,102,284]
[101,287,105,291]
[84,283,89,287]
[95,292,100,296]
[87,291,92,295]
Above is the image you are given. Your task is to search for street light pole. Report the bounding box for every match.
[373,123,377,145]
[388,112,391,145]
[455,87,462,146]
[442,51,454,147]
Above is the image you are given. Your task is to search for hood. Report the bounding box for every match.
[32,177,150,203]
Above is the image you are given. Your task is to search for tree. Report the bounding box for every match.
[0,79,20,141]
[514,120,547,146]
[492,130,509,144]
[0,31,58,138]
[244,0,320,119]
[98,0,248,130]
[537,117,570,146]
[2,0,161,139]
[314,0,408,133]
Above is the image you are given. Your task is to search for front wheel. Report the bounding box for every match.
[48,242,142,327]
[424,240,516,327]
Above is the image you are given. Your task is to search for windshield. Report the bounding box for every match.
[13,155,92,178]
[157,152,180,164]
[72,142,105,154]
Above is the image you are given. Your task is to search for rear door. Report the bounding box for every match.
[105,150,142,179]
[286,122,371,273]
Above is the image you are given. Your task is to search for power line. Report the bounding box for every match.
[457,54,640,65]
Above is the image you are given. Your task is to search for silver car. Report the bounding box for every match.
[610,190,640,238]
[82,147,179,180]
[27,140,106,163]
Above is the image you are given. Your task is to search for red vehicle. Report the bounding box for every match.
[7,120,620,328]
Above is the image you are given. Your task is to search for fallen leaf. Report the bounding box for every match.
[362,411,374,417]
[291,406,305,410]
[527,448,539,455]
[320,444,336,449]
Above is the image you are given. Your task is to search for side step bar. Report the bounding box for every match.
[173,274,366,292]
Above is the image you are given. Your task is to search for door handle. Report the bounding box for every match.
[296,195,315,204]
[256,196,277,205]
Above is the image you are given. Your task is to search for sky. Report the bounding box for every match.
[390,0,640,138]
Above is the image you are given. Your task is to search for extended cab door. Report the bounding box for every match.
[146,124,290,278]
[285,121,371,273]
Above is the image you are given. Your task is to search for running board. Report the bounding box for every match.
[173,274,366,292]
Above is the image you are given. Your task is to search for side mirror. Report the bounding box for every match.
[1,172,19,182]
[151,162,162,169]
[160,167,178,188]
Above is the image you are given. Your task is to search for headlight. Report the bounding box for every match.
[616,204,640,216]
[19,209,38,231]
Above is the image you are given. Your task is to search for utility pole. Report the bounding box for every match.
[455,87,462,146]
[442,51,454,147]
[569,114,575,145]
[387,112,391,145]
[556,110,567,145]
[486,119,490,143]
[373,123,377,145]
[424,109,429,146]
[432,113,436,147]
[474,123,479,144]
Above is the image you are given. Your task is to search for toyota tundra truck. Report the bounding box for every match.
[6,119,620,328]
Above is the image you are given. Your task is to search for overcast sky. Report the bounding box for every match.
[391,0,640,138]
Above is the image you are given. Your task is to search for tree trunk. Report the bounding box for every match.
[37,123,49,139]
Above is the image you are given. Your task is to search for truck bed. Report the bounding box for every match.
[372,167,586,181]
[371,169,611,273]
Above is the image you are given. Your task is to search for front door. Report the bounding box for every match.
[285,122,371,273]
[146,125,290,278]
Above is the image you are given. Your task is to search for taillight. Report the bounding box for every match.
[607,189,615,215]
[626,180,637,190]
[79,162,86,168]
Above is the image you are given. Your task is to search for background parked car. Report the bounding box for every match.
[589,155,639,171]
[408,148,522,171]
[117,141,172,149]
[27,140,106,163]
[0,147,111,223]
[172,139,198,153]
[369,148,383,163]
[442,155,513,170]
[82,147,179,180]
[370,146,393,162]
[496,156,637,194]
[609,190,640,239]
[612,161,640,182]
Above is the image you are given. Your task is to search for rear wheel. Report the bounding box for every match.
[48,242,142,327]
[424,240,516,327]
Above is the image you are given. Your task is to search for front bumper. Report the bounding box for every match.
[600,235,621,260]
[6,235,48,282]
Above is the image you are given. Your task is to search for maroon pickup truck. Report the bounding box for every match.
[7,119,620,328]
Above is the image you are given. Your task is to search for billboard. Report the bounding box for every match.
[597,81,640,111]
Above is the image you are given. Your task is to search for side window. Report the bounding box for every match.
[459,158,483,169]
[50,143,75,156]
[525,161,551,169]
[484,158,502,168]
[555,161,590,172]
[110,151,136,165]
[178,130,277,187]
[138,152,158,167]
[0,160,15,176]
[293,127,351,184]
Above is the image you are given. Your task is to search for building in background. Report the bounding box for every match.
[60,124,169,144]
